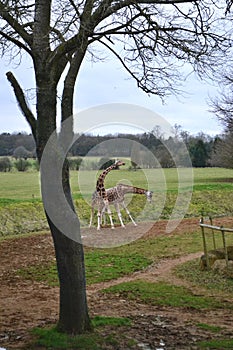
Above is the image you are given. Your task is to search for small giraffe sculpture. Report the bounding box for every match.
[95,160,125,230]
[89,183,153,229]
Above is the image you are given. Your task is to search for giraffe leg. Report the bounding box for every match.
[107,207,115,229]
[121,201,137,226]
[104,200,115,229]
[114,203,125,228]
[99,201,108,227]
[97,209,101,230]
[89,205,94,228]
[101,207,107,226]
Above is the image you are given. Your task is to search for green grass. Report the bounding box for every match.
[176,259,233,294]
[103,280,228,310]
[17,262,58,287]
[1,167,233,349]
[0,172,41,200]
[196,323,222,333]
[1,167,233,235]
[85,251,151,284]
[116,229,204,259]
[32,316,131,349]
[193,183,233,191]
[17,250,152,286]
[33,326,100,350]
[16,227,232,287]
[1,167,233,201]
[16,226,207,287]
[0,201,47,236]
[92,315,131,327]
[197,338,233,349]
[65,166,231,222]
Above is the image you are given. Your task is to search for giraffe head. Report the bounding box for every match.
[114,159,125,168]
[145,190,153,203]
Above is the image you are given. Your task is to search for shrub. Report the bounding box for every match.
[32,159,40,171]
[0,157,12,172]
[68,157,83,170]
[14,158,31,172]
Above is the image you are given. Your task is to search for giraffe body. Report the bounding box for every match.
[89,183,153,229]
[95,160,125,230]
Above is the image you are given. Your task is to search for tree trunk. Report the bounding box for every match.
[47,214,91,334]
[36,78,91,334]
[7,53,92,337]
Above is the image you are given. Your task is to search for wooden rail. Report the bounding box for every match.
[199,216,233,269]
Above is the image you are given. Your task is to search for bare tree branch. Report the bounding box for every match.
[209,68,233,134]
[0,1,33,46]
[100,0,200,19]
[6,71,37,140]
[68,0,81,17]
[0,29,32,55]
[226,0,233,14]
[1,0,232,100]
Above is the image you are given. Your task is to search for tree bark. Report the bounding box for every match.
[37,83,92,334]
[6,72,37,141]
[7,69,92,334]
[55,48,92,333]
[47,214,91,334]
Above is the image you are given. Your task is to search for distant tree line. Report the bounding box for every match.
[0,132,35,156]
[0,129,232,169]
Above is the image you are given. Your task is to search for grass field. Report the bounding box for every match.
[1,167,233,349]
[0,167,233,235]
[1,167,233,200]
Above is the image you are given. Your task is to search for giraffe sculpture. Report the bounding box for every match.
[95,160,125,230]
[89,183,153,229]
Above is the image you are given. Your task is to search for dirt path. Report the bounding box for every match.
[87,252,202,294]
[0,218,233,349]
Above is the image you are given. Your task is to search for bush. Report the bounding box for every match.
[0,157,12,172]
[32,159,40,171]
[68,157,83,170]
[14,158,31,172]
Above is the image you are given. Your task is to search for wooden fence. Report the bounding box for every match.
[199,216,233,269]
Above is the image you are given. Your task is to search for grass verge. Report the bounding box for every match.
[196,323,222,333]
[197,338,233,349]
[0,201,47,236]
[176,258,233,294]
[17,251,152,286]
[16,227,211,288]
[1,167,233,237]
[103,280,229,310]
[31,316,132,350]
[17,230,231,287]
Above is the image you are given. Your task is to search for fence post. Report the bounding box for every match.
[200,216,210,269]
[221,227,229,269]
[209,216,216,250]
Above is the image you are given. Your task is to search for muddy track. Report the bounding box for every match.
[1,217,233,349]
[87,252,203,294]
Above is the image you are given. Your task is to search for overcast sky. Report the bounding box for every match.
[0,53,223,137]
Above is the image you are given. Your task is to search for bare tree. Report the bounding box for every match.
[211,72,233,133]
[210,68,233,169]
[0,0,231,335]
[210,133,233,168]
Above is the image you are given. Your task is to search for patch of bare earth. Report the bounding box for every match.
[0,218,233,349]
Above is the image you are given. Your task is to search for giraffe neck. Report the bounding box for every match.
[96,164,117,197]
[117,183,147,195]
